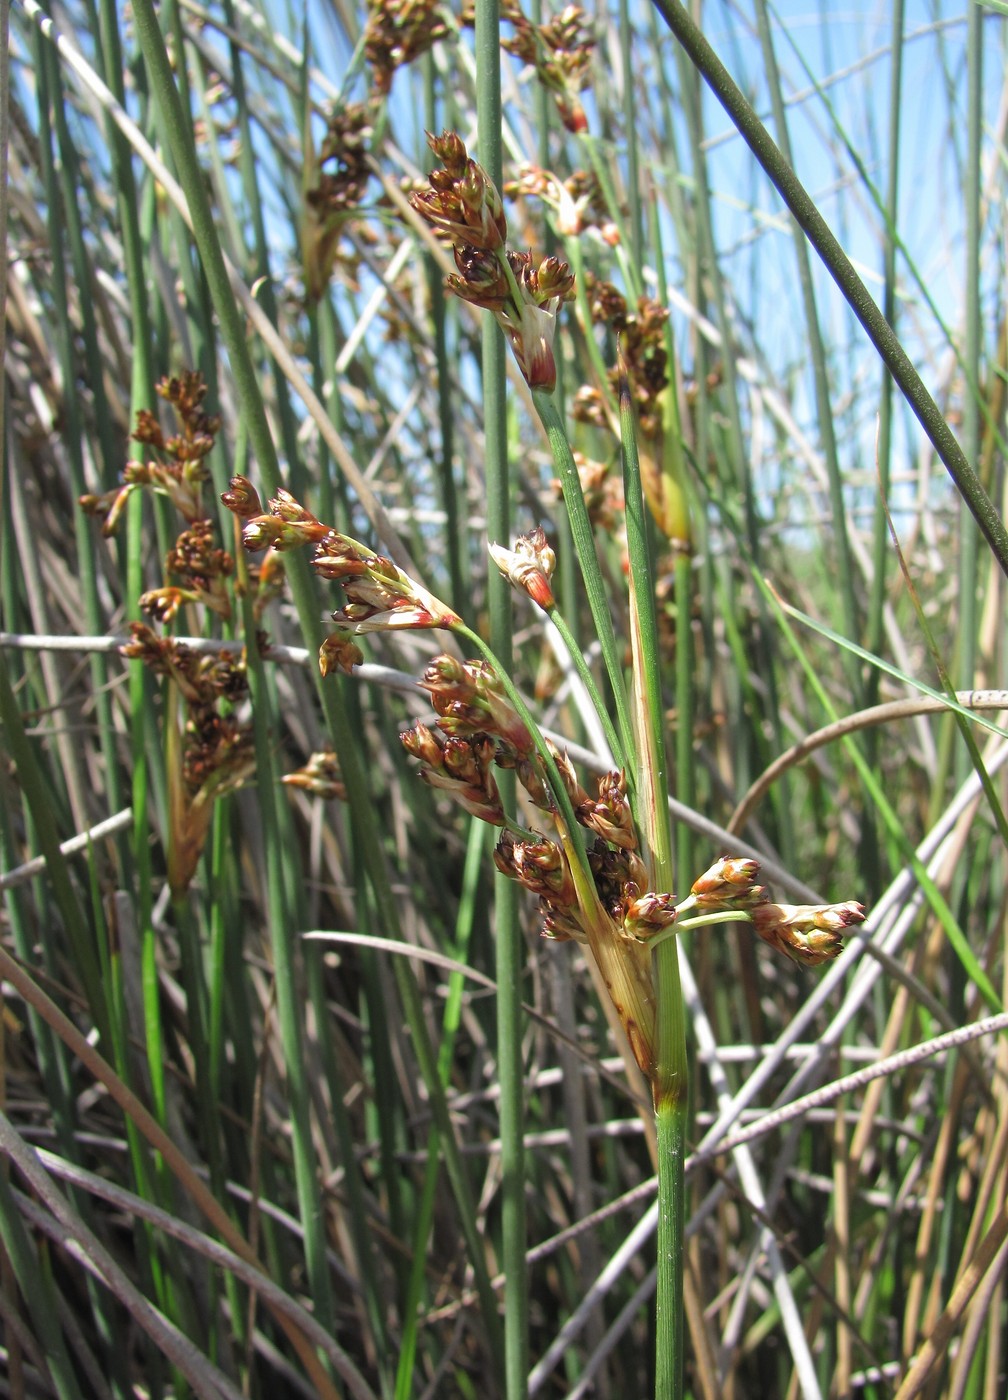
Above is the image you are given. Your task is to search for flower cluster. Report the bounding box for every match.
[222,479,462,668]
[364,0,450,96]
[495,1,596,135]
[122,625,255,895]
[488,526,557,609]
[79,374,282,894]
[282,751,347,802]
[409,131,575,392]
[303,102,374,303]
[686,857,865,967]
[397,533,867,1075]
[582,277,670,439]
[410,130,507,252]
[401,726,505,825]
[398,651,566,830]
[80,372,219,533]
[140,518,235,624]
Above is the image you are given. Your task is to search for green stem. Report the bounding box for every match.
[546,604,626,770]
[653,963,687,1400]
[650,0,1008,581]
[532,389,638,778]
[476,6,528,1394]
[619,367,686,1397]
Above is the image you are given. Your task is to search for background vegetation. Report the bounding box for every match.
[1,0,1007,1396]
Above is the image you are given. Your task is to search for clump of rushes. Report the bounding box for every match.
[410,131,575,392]
[223,483,868,1076]
[82,373,279,894]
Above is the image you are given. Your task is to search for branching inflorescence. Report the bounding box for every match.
[222,478,867,1081]
[217,129,868,1088]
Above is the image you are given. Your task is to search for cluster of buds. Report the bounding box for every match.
[364,0,450,96]
[584,277,670,439]
[140,518,235,623]
[410,130,507,251]
[410,132,575,392]
[303,102,374,303]
[80,372,219,533]
[121,626,248,711]
[493,1,596,134]
[122,625,255,895]
[396,632,660,1072]
[223,478,462,665]
[686,857,865,967]
[401,726,505,825]
[402,657,564,825]
[404,660,650,901]
[495,765,667,1074]
[420,655,534,752]
[508,165,619,246]
[80,375,269,895]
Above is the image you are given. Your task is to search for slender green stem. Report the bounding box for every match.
[867,0,904,682]
[620,330,686,1400]
[654,1093,686,1400]
[545,604,626,770]
[650,0,1008,581]
[0,1161,81,1400]
[533,389,638,779]
[394,820,487,1398]
[476,8,528,1394]
[957,0,982,751]
[619,367,672,882]
[618,0,643,271]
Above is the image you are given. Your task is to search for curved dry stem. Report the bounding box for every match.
[729,690,1008,834]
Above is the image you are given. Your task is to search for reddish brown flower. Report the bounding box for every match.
[488,527,557,609]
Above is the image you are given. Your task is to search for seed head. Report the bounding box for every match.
[410,132,507,251]
[749,901,865,966]
[402,725,505,825]
[623,890,678,942]
[580,770,637,850]
[691,856,764,911]
[319,633,365,676]
[221,475,264,519]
